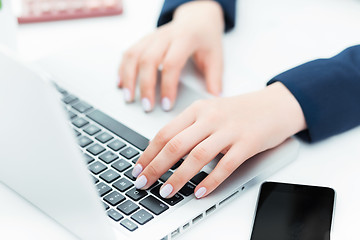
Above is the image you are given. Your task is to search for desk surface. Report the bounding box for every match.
[2,0,360,239]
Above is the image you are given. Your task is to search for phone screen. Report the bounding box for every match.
[250,182,335,240]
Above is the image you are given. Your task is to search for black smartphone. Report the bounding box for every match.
[250,182,335,240]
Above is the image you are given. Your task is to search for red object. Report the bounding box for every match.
[18,0,123,24]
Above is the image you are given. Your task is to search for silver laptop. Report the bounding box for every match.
[0,47,299,240]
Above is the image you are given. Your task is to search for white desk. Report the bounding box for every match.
[2,0,360,239]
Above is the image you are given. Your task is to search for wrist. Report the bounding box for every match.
[265,82,307,137]
[173,1,224,31]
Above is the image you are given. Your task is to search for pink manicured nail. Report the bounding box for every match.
[195,187,206,199]
[161,97,172,111]
[123,88,131,102]
[160,184,173,198]
[132,164,143,178]
[141,98,152,112]
[134,175,147,189]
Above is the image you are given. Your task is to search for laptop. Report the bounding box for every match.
[0,46,299,240]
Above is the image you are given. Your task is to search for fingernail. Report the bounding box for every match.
[142,98,152,112]
[160,184,173,198]
[132,164,143,178]
[195,187,207,199]
[161,97,172,111]
[123,88,131,102]
[135,175,147,189]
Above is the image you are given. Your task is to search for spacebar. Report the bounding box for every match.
[86,109,149,151]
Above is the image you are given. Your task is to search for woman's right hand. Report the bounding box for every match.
[118,1,225,112]
[132,82,307,199]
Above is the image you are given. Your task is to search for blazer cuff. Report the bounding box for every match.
[268,46,360,143]
[157,0,236,32]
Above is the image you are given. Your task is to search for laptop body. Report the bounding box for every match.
[0,47,299,240]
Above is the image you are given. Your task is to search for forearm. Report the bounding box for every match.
[268,45,360,142]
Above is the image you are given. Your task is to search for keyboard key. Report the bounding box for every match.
[140,196,169,215]
[95,132,114,143]
[54,84,67,95]
[62,94,78,104]
[107,209,124,222]
[72,101,92,113]
[120,146,139,159]
[179,182,195,197]
[100,169,120,183]
[160,171,173,182]
[92,176,99,184]
[107,139,126,151]
[117,200,139,215]
[149,181,159,189]
[103,191,125,206]
[73,129,81,137]
[87,143,106,156]
[132,156,139,164]
[88,161,107,174]
[96,182,112,197]
[83,153,95,164]
[72,117,89,128]
[131,209,153,225]
[120,219,138,232]
[99,151,118,164]
[113,178,133,192]
[164,194,184,206]
[83,125,101,136]
[124,168,136,181]
[103,202,110,210]
[126,187,148,201]
[67,110,77,119]
[190,171,208,185]
[150,185,184,206]
[111,159,131,173]
[78,136,93,148]
[87,110,149,151]
[171,159,184,170]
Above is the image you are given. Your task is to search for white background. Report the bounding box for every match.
[1,0,360,239]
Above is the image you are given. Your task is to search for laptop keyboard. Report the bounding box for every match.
[54,84,208,232]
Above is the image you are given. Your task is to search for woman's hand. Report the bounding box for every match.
[118,1,224,112]
[131,82,307,199]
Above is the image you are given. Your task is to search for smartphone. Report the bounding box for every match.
[250,182,335,240]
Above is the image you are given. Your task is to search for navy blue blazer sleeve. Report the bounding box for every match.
[268,45,360,142]
[157,0,236,32]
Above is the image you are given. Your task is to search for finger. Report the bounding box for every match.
[134,121,211,190]
[119,36,152,102]
[203,48,223,96]
[160,131,231,198]
[138,37,170,112]
[160,40,195,111]
[119,48,140,102]
[193,143,252,199]
[133,102,198,178]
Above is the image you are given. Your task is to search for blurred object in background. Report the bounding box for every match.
[18,0,123,24]
[0,0,18,50]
